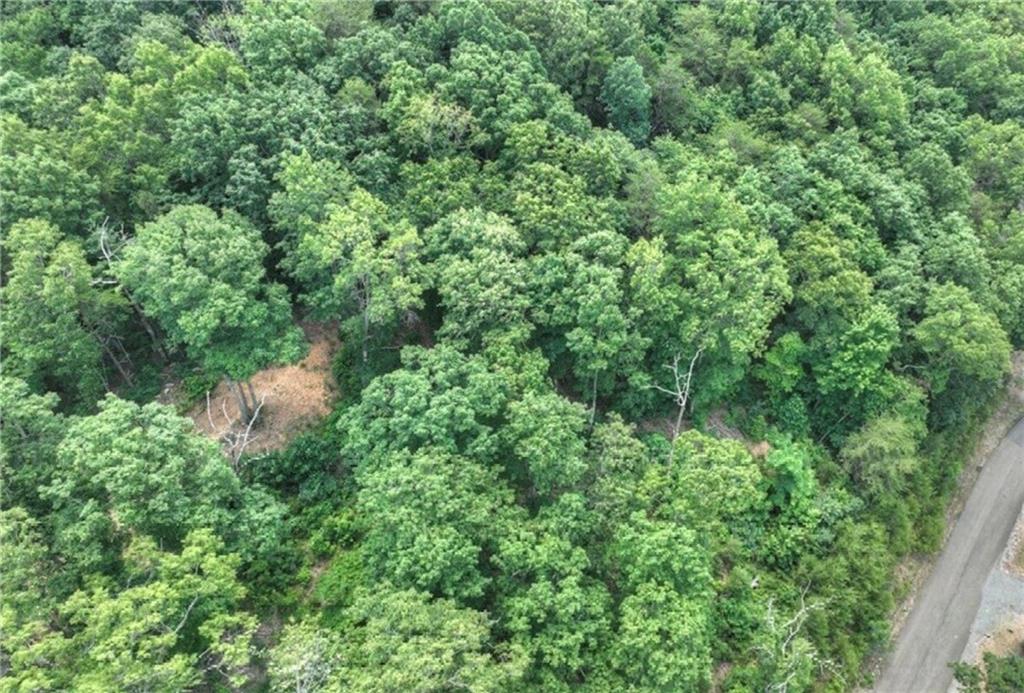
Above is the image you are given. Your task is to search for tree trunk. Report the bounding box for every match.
[226,378,253,424]
[99,339,134,386]
[246,380,258,411]
[590,370,599,426]
[362,309,369,365]
[129,300,167,361]
[673,401,686,441]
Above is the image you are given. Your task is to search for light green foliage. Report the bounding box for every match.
[0,116,100,236]
[426,209,532,346]
[564,259,632,417]
[841,414,923,500]
[117,204,305,380]
[647,172,791,412]
[764,442,818,516]
[228,0,326,76]
[268,619,342,693]
[0,523,255,692]
[507,162,619,252]
[340,345,510,465]
[0,508,63,691]
[492,0,613,113]
[56,531,253,692]
[333,586,525,692]
[813,302,899,398]
[1,218,121,408]
[611,580,712,692]
[269,149,353,249]
[494,495,611,685]
[45,395,282,580]
[755,332,808,400]
[505,391,588,496]
[668,432,765,540]
[0,377,65,511]
[822,43,908,138]
[358,448,512,601]
[435,37,585,154]
[288,188,424,357]
[912,283,1011,397]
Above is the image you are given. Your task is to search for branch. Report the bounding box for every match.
[646,347,703,440]
[206,391,217,431]
[165,594,201,637]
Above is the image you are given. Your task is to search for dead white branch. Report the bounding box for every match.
[203,388,267,470]
[648,348,703,440]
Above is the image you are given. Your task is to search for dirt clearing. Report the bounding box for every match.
[189,322,340,454]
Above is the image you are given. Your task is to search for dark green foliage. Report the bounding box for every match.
[601,57,651,146]
[953,652,1024,693]
[984,651,1024,692]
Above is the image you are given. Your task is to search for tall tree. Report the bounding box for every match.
[912,282,1011,424]
[46,395,284,581]
[116,204,305,421]
[4,529,257,692]
[287,188,425,364]
[1,218,127,409]
[601,57,652,146]
[332,585,525,691]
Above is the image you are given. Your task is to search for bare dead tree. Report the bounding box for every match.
[205,389,266,470]
[648,348,703,440]
[755,585,842,693]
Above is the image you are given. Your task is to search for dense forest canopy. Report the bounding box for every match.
[1,0,1023,690]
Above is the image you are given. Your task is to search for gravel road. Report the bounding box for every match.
[874,417,1024,693]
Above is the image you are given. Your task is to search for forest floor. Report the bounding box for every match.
[187,322,340,454]
[872,353,1024,692]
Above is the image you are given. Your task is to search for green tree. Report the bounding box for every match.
[1,218,127,409]
[611,580,713,691]
[646,172,790,415]
[601,56,652,146]
[565,260,631,425]
[424,209,532,347]
[268,619,343,693]
[494,495,611,687]
[504,391,588,497]
[0,377,65,512]
[358,448,513,601]
[0,508,64,691]
[268,149,353,251]
[333,585,524,692]
[841,414,923,501]
[912,283,1011,414]
[45,395,282,581]
[0,116,100,236]
[340,345,510,468]
[116,204,304,421]
[287,188,424,364]
[51,531,254,692]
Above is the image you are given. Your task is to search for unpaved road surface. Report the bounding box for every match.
[874,417,1024,692]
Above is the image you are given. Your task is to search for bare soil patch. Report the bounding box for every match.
[973,614,1024,666]
[189,322,340,454]
[706,409,772,458]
